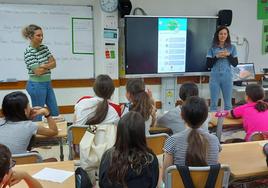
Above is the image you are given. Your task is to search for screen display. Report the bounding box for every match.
[232,63,255,82]
[124,16,217,76]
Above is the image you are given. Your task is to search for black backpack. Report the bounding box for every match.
[176,164,221,188]
[75,167,93,188]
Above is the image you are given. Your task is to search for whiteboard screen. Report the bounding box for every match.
[0,4,94,81]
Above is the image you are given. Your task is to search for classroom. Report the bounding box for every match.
[0,0,267,187]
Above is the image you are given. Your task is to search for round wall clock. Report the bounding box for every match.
[100,0,118,13]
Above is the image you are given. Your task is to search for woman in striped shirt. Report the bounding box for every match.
[22,24,59,121]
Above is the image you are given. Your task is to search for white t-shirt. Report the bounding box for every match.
[74,96,120,125]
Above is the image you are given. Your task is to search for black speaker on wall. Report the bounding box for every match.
[118,0,132,18]
[218,9,232,26]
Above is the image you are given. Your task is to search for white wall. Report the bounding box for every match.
[130,0,266,72]
[0,0,264,116]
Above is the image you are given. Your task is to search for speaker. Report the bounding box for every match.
[118,0,132,18]
[218,9,232,26]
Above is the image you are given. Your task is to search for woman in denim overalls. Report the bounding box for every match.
[206,26,238,111]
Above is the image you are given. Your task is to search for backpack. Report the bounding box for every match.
[75,167,93,188]
[176,164,221,188]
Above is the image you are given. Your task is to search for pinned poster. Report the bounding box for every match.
[258,0,268,20]
[262,20,268,54]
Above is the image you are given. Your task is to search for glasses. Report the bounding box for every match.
[9,159,16,170]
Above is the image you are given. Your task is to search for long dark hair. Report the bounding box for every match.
[181,96,208,166]
[108,111,154,186]
[86,74,115,125]
[212,25,231,47]
[126,79,154,121]
[0,144,11,181]
[179,82,199,101]
[246,84,268,112]
[1,91,29,122]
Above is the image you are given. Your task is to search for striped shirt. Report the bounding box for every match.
[24,44,52,82]
[164,128,220,166]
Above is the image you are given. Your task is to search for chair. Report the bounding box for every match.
[67,125,87,160]
[12,152,43,165]
[165,164,230,188]
[146,133,169,155]
[249,131,268,141]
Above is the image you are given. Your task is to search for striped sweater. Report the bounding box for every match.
[24,44,52,82]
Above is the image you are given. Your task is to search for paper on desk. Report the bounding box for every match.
[32,167,74,183]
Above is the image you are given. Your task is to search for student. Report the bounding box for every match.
[228,84,268,141]
[99,111,159,188]
[163,96,220,179]
[206,26,238,111]
[122,78,156,135]
[0,91,58,154]
[73,74,121,125]
[0,144,43,188]
[22,24,59,121]
[157,82,209,134]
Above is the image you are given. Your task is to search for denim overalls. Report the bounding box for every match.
[207,44,237,111]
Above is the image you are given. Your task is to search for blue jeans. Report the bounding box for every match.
[26,81,59,121]
[209,72,233,111]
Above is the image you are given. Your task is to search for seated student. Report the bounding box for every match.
[228,84,268,141]
[162,96,220,179]
[0,91,58,154]
[73,74,121,125]
[122,78,156,135]
[99,111,159,188]
[0,144,43,188]
[157,82,209,134]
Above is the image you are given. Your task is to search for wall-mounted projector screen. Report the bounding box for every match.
[124,16,217,77]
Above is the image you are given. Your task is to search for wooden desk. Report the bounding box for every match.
[219,141,268,180]
[149,127,172,135]
[209,113,243,128]
[13,161,75,188]
[36,121,67,161]
[209,113,243,141]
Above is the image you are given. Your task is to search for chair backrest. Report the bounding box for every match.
[146,133,169,155]
[249,132,268,141]
[12,152,43,165]
[67,125,87,160]
[165,164,230,188]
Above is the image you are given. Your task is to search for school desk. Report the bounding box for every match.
[13,161,75,188]
[209,112,243,141]
[219,141,268,181]
[149,127,172,135]
[36,121,67,161]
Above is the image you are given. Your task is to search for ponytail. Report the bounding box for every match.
[181,96,209,166]
[245,84,268,112]
[255,100,268,112]
[86,74,114,125]
[131,91,153,121]
[186,129,208,166]
[86,99,109,125]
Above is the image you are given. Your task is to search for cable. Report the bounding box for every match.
[243,38,249,63]
[133,7,147,15]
